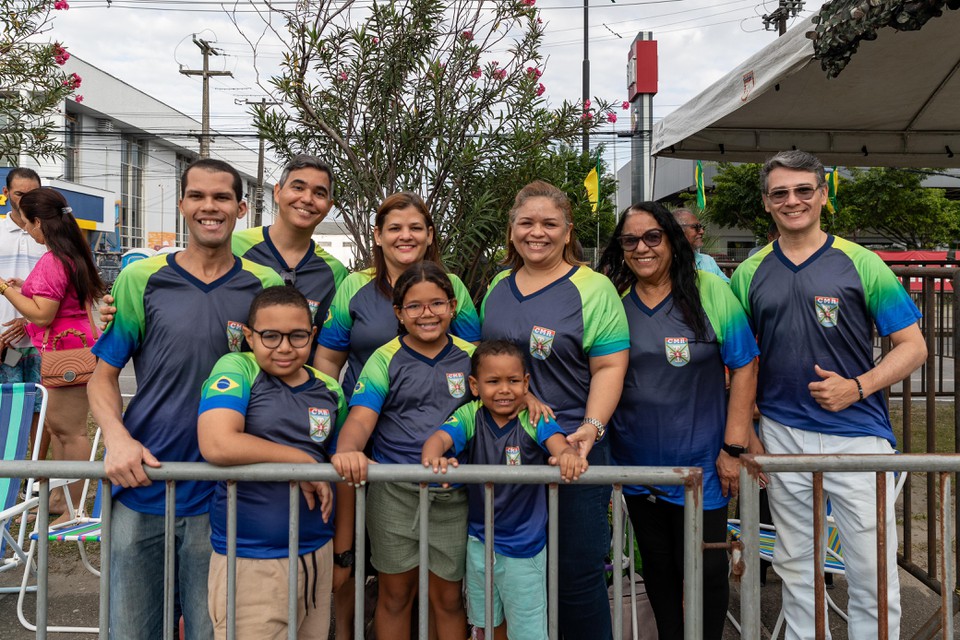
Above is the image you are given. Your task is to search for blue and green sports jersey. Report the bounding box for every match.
[92,253,282,515]
[440,401,564,558]
[480,266,630,435]
[318,268,481,399]
[609,272,759,510]
[199,352,347,559]
[730,235,921,443]
[350,335,474,465]
[232,226,347,358]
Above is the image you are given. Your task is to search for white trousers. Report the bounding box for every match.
[760,415,901,640]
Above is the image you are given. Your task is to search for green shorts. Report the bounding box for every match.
[465,537,547,639]
[366,482,468,582]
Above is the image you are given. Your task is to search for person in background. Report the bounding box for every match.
[6,187,104,519]
[731,150,926,639]
[0,168,47,457]
[480,180,629,640]
[89,158,283,639]
[598,201,758,639]
[747,221,780,257]
[673,208,730,283]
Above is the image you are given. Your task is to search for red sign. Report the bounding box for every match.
[627,40,658,100]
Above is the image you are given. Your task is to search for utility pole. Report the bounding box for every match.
[582,0,590,153]
[179,36,232,158]
[762,0,804,35]
[239,98,280,226]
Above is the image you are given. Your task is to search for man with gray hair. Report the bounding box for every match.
[731,150,926,638]
[673,208,730,283]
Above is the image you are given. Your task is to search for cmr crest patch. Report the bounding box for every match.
[505,446,521,466]
[529,325,556,360]
[446,372,466,398]
[308,407,331,443]
[815,296,839,328]
[665,337,691,367]
[226,321,244,352]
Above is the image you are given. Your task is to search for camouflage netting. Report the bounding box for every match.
[806,0,960,77]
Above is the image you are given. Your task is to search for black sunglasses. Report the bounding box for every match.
[618,229,664,251]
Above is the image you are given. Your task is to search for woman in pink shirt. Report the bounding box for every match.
[4,188,105,517]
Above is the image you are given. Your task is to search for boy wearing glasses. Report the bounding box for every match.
[731,150,926,639]
[673,208,730,283]
[198,285,348,639]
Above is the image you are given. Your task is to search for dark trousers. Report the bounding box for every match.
[624,495,730,640]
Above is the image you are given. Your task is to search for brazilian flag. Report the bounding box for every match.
[824,168,839,214]
[695,160,706,210]
[584,158,600,213]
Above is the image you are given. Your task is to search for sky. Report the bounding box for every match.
[44,0,825,177]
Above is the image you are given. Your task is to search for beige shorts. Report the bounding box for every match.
[207,542,332,640]
[366,481,468,581]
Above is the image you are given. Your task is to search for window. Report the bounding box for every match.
[343,242,355,249]
[317,241,332,247]
[64,114,79,181]
[120,137,145,250]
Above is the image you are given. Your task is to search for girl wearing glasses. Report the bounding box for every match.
[479,180,629,640]
[332,262,474,640]
[314,192,480,401]
[597,202,759,640]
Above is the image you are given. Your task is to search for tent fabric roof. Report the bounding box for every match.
[651,9,960,167]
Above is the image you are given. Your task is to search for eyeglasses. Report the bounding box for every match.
[280,270,297,286]
[398,300,451,317]
[679,223,706,233]
[765,185,822,204]
[618,229,664,251]
[250,328,313,349]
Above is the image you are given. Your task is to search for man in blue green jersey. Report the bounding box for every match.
[232,155,348,360]
[731,150,926,639]
[89,159,283,639]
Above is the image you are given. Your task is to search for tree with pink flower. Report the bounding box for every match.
[0,0,81,161]
[244,0,611,285]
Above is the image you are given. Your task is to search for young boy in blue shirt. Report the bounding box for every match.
[198,286,348,640]
[422,340,587,640]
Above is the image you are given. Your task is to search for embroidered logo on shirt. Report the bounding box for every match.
[446,372,466,398]
[226,321,244,353]
[323,309,334,327]
[309,407,331,443]
[665,337,691,367]
[307,299,320,322]
[353,381,366,395]
[530,325,556,360]
[506,446,521,466]
[815,296,840,328]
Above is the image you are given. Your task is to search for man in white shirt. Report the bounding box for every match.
[0,168,48,419]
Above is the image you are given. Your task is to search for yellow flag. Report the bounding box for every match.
[584,164,599,213]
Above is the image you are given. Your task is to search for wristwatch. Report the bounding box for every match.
[582,417,606,442]
[722,443,748,458]
[333,549,355,569]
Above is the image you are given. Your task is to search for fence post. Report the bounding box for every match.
[739,462,761,640]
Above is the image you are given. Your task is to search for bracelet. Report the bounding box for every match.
[853,376,864,402]
[582,417,606,442]
[0,282,8,295]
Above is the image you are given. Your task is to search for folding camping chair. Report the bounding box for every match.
[0,383,48,593]
[17,427,103,634]
[727,470,908,638]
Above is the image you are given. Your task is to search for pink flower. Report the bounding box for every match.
[521,0,536,5]
[607,112,617,124]
[461,30,474,41]
[53,43,70,65]
[526,66,542,78]
[338,71,348,81]
[581,112,593,121]
[583,99,591,109]
[622,100,630,110]
[536,83,545,96]
[53,0,69,9]
[75,95,83,103]
[493,68,507,80]
[63,72,81,90]
[537,17,543,23]
[471,67,482,79]
[372,37,379,45]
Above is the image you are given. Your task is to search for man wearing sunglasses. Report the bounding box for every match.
[673,208,730,283]
[730,150,926,639]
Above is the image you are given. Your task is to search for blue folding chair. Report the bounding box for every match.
[0,383,48,594]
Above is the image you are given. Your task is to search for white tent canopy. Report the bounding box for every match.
[652,11,960,168]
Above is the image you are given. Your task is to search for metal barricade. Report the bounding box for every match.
[738,454,959,640]
[0,460,704,640]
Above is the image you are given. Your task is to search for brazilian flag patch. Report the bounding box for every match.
[209,375,242,397]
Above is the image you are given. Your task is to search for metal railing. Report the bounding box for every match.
[0,460,704,640]
[737,454,959,640]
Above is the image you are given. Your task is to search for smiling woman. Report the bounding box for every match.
[480,180,630,640]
